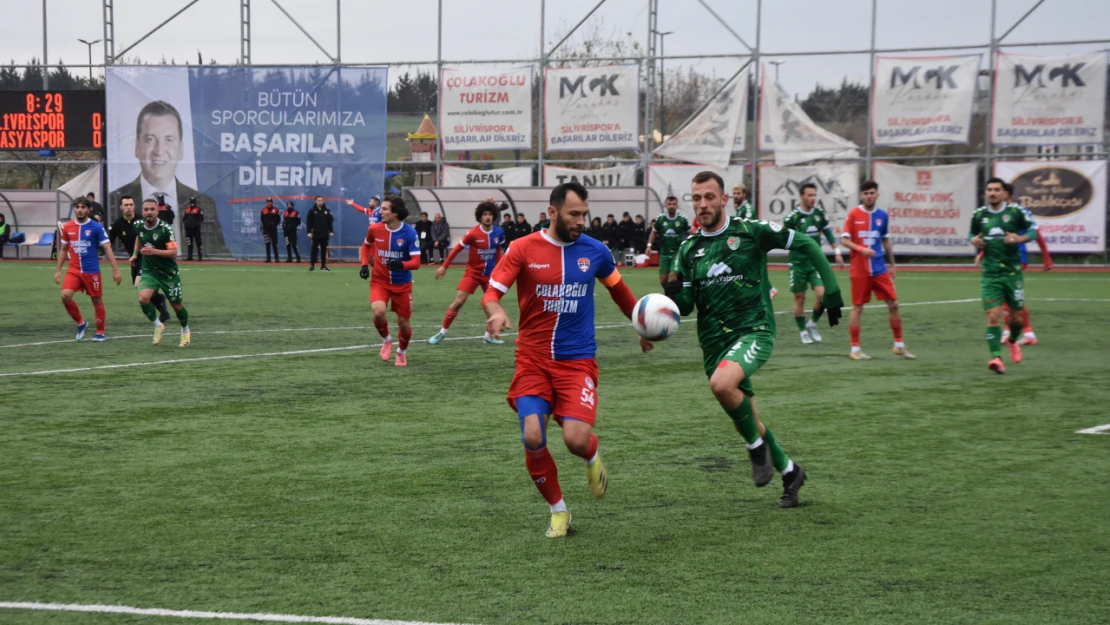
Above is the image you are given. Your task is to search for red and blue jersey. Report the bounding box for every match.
[362,222,421,285]
[60,219,109,275]
[488,231,623,361]
[369,207,381,225]
[445,224,504,277]
[842,206,889,278]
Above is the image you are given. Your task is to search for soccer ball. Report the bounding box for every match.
[632,293,681,341]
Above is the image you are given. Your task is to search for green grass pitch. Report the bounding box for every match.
[1,262,1108,625]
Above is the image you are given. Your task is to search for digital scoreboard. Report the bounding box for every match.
[0,90,106,151]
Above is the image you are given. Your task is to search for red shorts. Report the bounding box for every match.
[457,272,490,295]
[370,282,413,318]
[507,351,600,426]
[62,272,103,297]
[851,273,897,306]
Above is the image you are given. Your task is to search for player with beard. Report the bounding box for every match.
[483,182,653,538]
[109,195,170,322]
[665,171,843,508]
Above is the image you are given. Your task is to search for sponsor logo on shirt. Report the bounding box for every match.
[527,262,550,269]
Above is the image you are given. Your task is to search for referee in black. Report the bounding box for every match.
[108,194,170,322]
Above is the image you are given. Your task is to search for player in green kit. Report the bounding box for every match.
[665,171,843,508]
[782,182,844,344]
[970,177,1037,374]
[131,199,192,347]
[731,183,777,298]
[646,195,691,285]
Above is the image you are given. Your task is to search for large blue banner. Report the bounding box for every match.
[107,66,388,259]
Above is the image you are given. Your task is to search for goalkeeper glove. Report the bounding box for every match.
[359,265,369,280]
[386,260,406,271]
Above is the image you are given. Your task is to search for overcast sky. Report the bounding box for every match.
[5,0,1109,97]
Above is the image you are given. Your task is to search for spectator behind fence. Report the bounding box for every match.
[86,193,105,224]
[601,214,618,251]
[617,212,637,251]
[532,211,550,233]
[306,196,334,272]
[633,214,648,254]
[0,213,10,258]
[183,197,205,261]
[431,213,451,263]
[282,201,302,263]
[585,216,604,242]
[415,211,434,263]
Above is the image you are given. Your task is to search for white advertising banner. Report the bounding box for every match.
[873,162,978,255]
[544,64,639,151]
[758,163,860,226]
[441,165,533,188]
[872,55,980,146]
[995,160,1106,253]
[439,67,533,152]
[992,52,1108,146]
[647,164,746,217]
[759,65,859,166]
[542,164,637,187]
[655,66,749,167]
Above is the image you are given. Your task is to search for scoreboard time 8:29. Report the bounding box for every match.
[0,90,106,151]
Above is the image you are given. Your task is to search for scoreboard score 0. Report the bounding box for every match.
[0,91,106,151]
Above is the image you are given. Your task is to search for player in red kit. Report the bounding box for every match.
[54,197,123,341]
[429,200,506,346]
[839,180,915,360]
[483,182,653,538]
[359,195,421,367]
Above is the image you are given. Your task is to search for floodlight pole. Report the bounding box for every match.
[984,0,998,189]
[643,0,658,218]
[42,0,48,88]
[434,0,443,187]
[537,0,546,182]
[864,0,877,177]
[748,0,761,199]
[78,39,102,81]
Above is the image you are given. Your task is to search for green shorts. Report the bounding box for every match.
[981,273,1024,311]
[658,253,675,276]
[138,273,184,304]
[788,261,823,293]
[702,329,775,397]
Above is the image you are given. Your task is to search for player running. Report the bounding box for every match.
[54,197,123,341]
[359,195,421,367]
[646,195,691,286]
[347,196,382,225]
[483,181,652,538]
[782,182,844,344]
[109,195,171,323]
[970,178,1038,374]
[977,182,1052,346]
[428,200,505,345]
[839,180,915,361]
[132,199,192,347]
[665,171,843,508]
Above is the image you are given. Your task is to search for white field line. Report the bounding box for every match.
[1076,424,1110,435]
[0,323,499,350]
[0,601,474,625]
[0,324,624,378]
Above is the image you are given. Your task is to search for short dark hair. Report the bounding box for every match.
[1002,182,1014,196]
[665,195,678,202]
[799,182,818,194]
[622,211,630,217]
[692,170,725,192]
[550,181,588,210]
[135,100,183,142]
[119,194,134,205]
[315,195,323,200]
[73,197,89,208]
[607,214,614,219]
[860,180,878,192]
[422,212,430,217]
[86,192,95,198]
[986,177,1006,188]
[142,198,158,206]
[475,201,499,222]
[384,194,408,220]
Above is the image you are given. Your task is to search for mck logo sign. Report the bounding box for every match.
[1014,63,1087,88]
[890,65,961,90]
[559,75,621,99]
